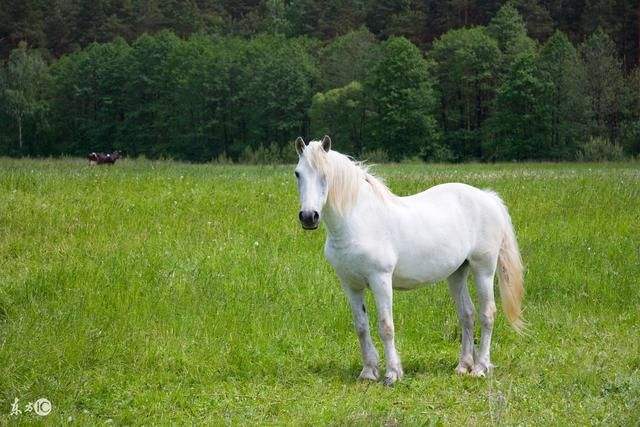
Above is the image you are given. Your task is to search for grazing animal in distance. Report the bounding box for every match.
[88,151,122,165]
[293,135,525,386]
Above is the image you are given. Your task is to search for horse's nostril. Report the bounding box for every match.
[313,211,319,221]
[299,211,304,221]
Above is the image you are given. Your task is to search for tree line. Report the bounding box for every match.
[1,3,639,162]
[2,0,638,68]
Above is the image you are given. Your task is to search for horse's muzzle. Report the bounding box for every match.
[299,210,319,230]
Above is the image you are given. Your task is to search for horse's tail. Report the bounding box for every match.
[489,191,526,333]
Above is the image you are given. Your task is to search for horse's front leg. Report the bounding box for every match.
[370,273,403,386]
[342,283,379,381]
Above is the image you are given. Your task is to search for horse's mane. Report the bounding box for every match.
[302,140,395,215]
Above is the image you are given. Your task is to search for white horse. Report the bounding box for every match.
[294,136,525,385]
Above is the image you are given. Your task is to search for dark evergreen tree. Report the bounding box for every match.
[365,0,409,38]
[581,28,625,142]
[483,51,550,160]
[487,2,536,64]
[366,37,440,161]
[431,27,501,159]
[240,35,317,153]
[538,30,589,159]
[318,27,380,90]
[49,37,132,155]
[620,66,640,155]
[513,0,554,42]
[385,2,428,47]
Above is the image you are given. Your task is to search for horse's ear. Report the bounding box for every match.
[321,135,331,152]
[294,137,306,156]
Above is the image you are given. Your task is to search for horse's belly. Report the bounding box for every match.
[392,251,465,289]
[391,274,433,290]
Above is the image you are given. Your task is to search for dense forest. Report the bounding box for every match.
[1,0,639,162]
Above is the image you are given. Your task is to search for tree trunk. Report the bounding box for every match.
[17,115,23,149]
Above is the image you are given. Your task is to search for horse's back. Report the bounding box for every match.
[421,183,509,264]
[389,182,506,285]
[405,182,484,201]
[404,182,504,221]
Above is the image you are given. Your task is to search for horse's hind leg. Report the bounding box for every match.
[469,260,497,377]
[447,262,475,374]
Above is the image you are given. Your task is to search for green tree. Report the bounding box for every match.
[0,43,50,151]
[318,27,380,91]
[483,51,550,160]
[159,0,203,36]
[580,0,638,68]
[49,38,132,155]
[285,0,365,39]
[430,27,501,159]
[240,35,317,154]
[135,0,166,35]
[43,1,75,57]
[73,0,110,46]
[620,66,640,155]
[513,0,554,42]
[125,31,182,157]
[365,0,410,38]
[385,3,428,47]
[260,0,292,35]
[538,30,588,159]
[309,81,367,155]
[424,0,501,38]
[366,36,440,161]
[580,28,625,142]
[0,0,47,57]
[487,2,536,66]
[165,35,246,159]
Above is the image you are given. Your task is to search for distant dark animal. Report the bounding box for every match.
[88,151,122,165]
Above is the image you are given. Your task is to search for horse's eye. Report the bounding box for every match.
[294,171,300,178]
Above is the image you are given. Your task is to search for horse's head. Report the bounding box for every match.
[294,135,331,230]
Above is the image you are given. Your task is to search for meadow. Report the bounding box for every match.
[0,158,639,425]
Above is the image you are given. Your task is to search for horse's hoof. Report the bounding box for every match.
[455,364,472,375]
[358,366,379,381]
[470,368,485,378]
[382,368,403,386]
[470,362,493,378]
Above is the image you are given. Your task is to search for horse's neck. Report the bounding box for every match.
[322,207,349,240]
[322,179,384,240]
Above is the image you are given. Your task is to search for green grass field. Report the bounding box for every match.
[1,158,639,425]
